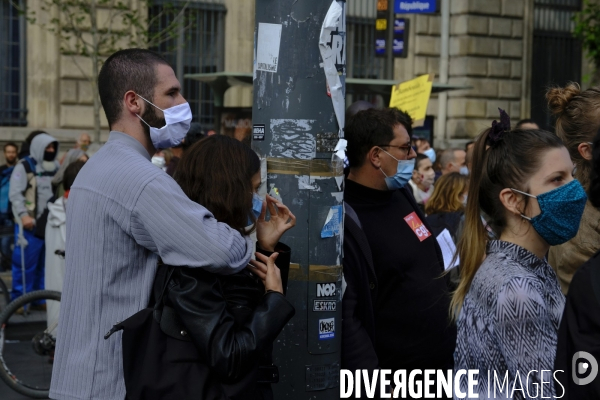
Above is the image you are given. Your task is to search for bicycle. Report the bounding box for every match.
[0,289,61,399]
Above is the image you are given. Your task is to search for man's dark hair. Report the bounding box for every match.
[515,119,537,128]
[182,122,205,151]
[98,48,170,128]
[414,153,429,170]
[345,108,413,168]
[4,142,18,152]
[63,160,86,192]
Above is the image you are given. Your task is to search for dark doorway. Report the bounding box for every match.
[530,0,582,131]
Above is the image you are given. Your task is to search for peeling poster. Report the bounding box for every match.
[321,205,343,238]
[269,119,316,159]
[257,23,283,73]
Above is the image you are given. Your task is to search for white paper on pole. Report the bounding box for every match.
[256,23,283,73]
[319,1,346,137]
[436,229,460,270]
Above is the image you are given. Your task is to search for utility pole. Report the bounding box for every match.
[252,1,346,398]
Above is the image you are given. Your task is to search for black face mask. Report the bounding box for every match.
[43,150,56,162]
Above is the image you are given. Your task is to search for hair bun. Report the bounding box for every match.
[546,82,581,116]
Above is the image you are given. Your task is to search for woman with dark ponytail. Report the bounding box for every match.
[452,110,586,398]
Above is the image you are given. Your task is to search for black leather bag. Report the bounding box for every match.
[104,268,224,400]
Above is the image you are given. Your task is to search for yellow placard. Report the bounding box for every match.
[375,19,387,31]
[389,74,434,127]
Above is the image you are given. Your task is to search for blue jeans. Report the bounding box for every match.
[11,223,45,300]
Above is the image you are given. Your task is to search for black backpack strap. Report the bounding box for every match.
[591,256,600,307]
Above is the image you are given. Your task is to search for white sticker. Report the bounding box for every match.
[316,282,337,298]
[319,1,346,136]
[313,300,337,312]
[319,317,335,340]
[436,229,460,270]
[257,23,283,73]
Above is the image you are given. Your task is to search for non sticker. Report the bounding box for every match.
[313,300,337,312]
[316,282,336,298]
[319,317,335,340]
[253,124,266,141]
[404,212,431,242]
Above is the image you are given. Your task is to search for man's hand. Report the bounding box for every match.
[248,252,283,294]
[21,215,34,231]
[256,195,296,252]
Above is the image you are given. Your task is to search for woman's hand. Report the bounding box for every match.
[256,195,296,252]
[247,252,283,294]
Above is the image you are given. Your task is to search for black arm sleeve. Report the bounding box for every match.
[167,267,295,382]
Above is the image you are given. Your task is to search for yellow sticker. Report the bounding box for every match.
[389,74,434,128]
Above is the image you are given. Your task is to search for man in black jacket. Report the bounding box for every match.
[342,108,456,398]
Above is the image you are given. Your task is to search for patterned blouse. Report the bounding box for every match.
[454,240,565,399]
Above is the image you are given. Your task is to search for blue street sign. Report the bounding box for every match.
[395,0,436,14]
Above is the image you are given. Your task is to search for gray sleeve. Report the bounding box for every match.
[130,173,252,275]
[9,163,28,218]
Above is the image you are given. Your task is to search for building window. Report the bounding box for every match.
[0,0,27,126]
[346,16,389,107]
[149,1,225,132]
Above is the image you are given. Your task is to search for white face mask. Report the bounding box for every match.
[136,94,192,149]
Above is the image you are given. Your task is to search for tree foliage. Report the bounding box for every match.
[574,0,600,69]
[12,0,190,141]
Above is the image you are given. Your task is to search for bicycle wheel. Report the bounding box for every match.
[0,277,9,311]
[0,290,61,399]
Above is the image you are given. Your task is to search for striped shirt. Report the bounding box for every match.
[50,131,252,400]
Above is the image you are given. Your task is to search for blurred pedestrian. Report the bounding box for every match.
[50,48,258,400]
[515,118,540,130]
[554,125,600,398]
[0,142,18,271]
[51,149,88,197]
[439,148,467,176]
[9,133,59,300]
[407,153,435,211]
[546,83,600,293]
[342,108,456,397]
[453,110,579,398]
[17,130,45,159]
[59,133,92,165]
[45,160,86,334]
[425,172,468,242]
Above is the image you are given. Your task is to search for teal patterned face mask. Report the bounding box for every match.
[511,180,587,246]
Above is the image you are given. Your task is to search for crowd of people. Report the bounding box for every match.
[1,47,598,400]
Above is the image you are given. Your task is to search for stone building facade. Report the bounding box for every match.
[0,0,586,149]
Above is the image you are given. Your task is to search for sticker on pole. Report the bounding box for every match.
[316,282,337,298]
[253,124,265,141]
[313,300,337,312]
[256,23,282,73]
[318,318,335,340]
[321,205,343,238]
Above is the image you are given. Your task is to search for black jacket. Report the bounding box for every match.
[153,243,295,400]
[555,250,600,399]
[342,202,379,372]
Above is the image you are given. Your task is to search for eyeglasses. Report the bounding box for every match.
[377,144,413,157]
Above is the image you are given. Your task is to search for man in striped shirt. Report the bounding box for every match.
[50,49,254,400]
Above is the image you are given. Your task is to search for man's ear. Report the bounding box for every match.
[124,90,143,115]
[498,188,525,216]
[367,146,383,169]
[578,142,593,161]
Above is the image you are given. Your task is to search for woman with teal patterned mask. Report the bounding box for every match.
[452,109,570,399]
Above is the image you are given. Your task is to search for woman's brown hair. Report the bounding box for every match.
[547,82,600,189]
[174,135,261,235]
[450,128,564,320]
[424,172,468,215]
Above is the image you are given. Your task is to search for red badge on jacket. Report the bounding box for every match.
[404,212,431,242]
